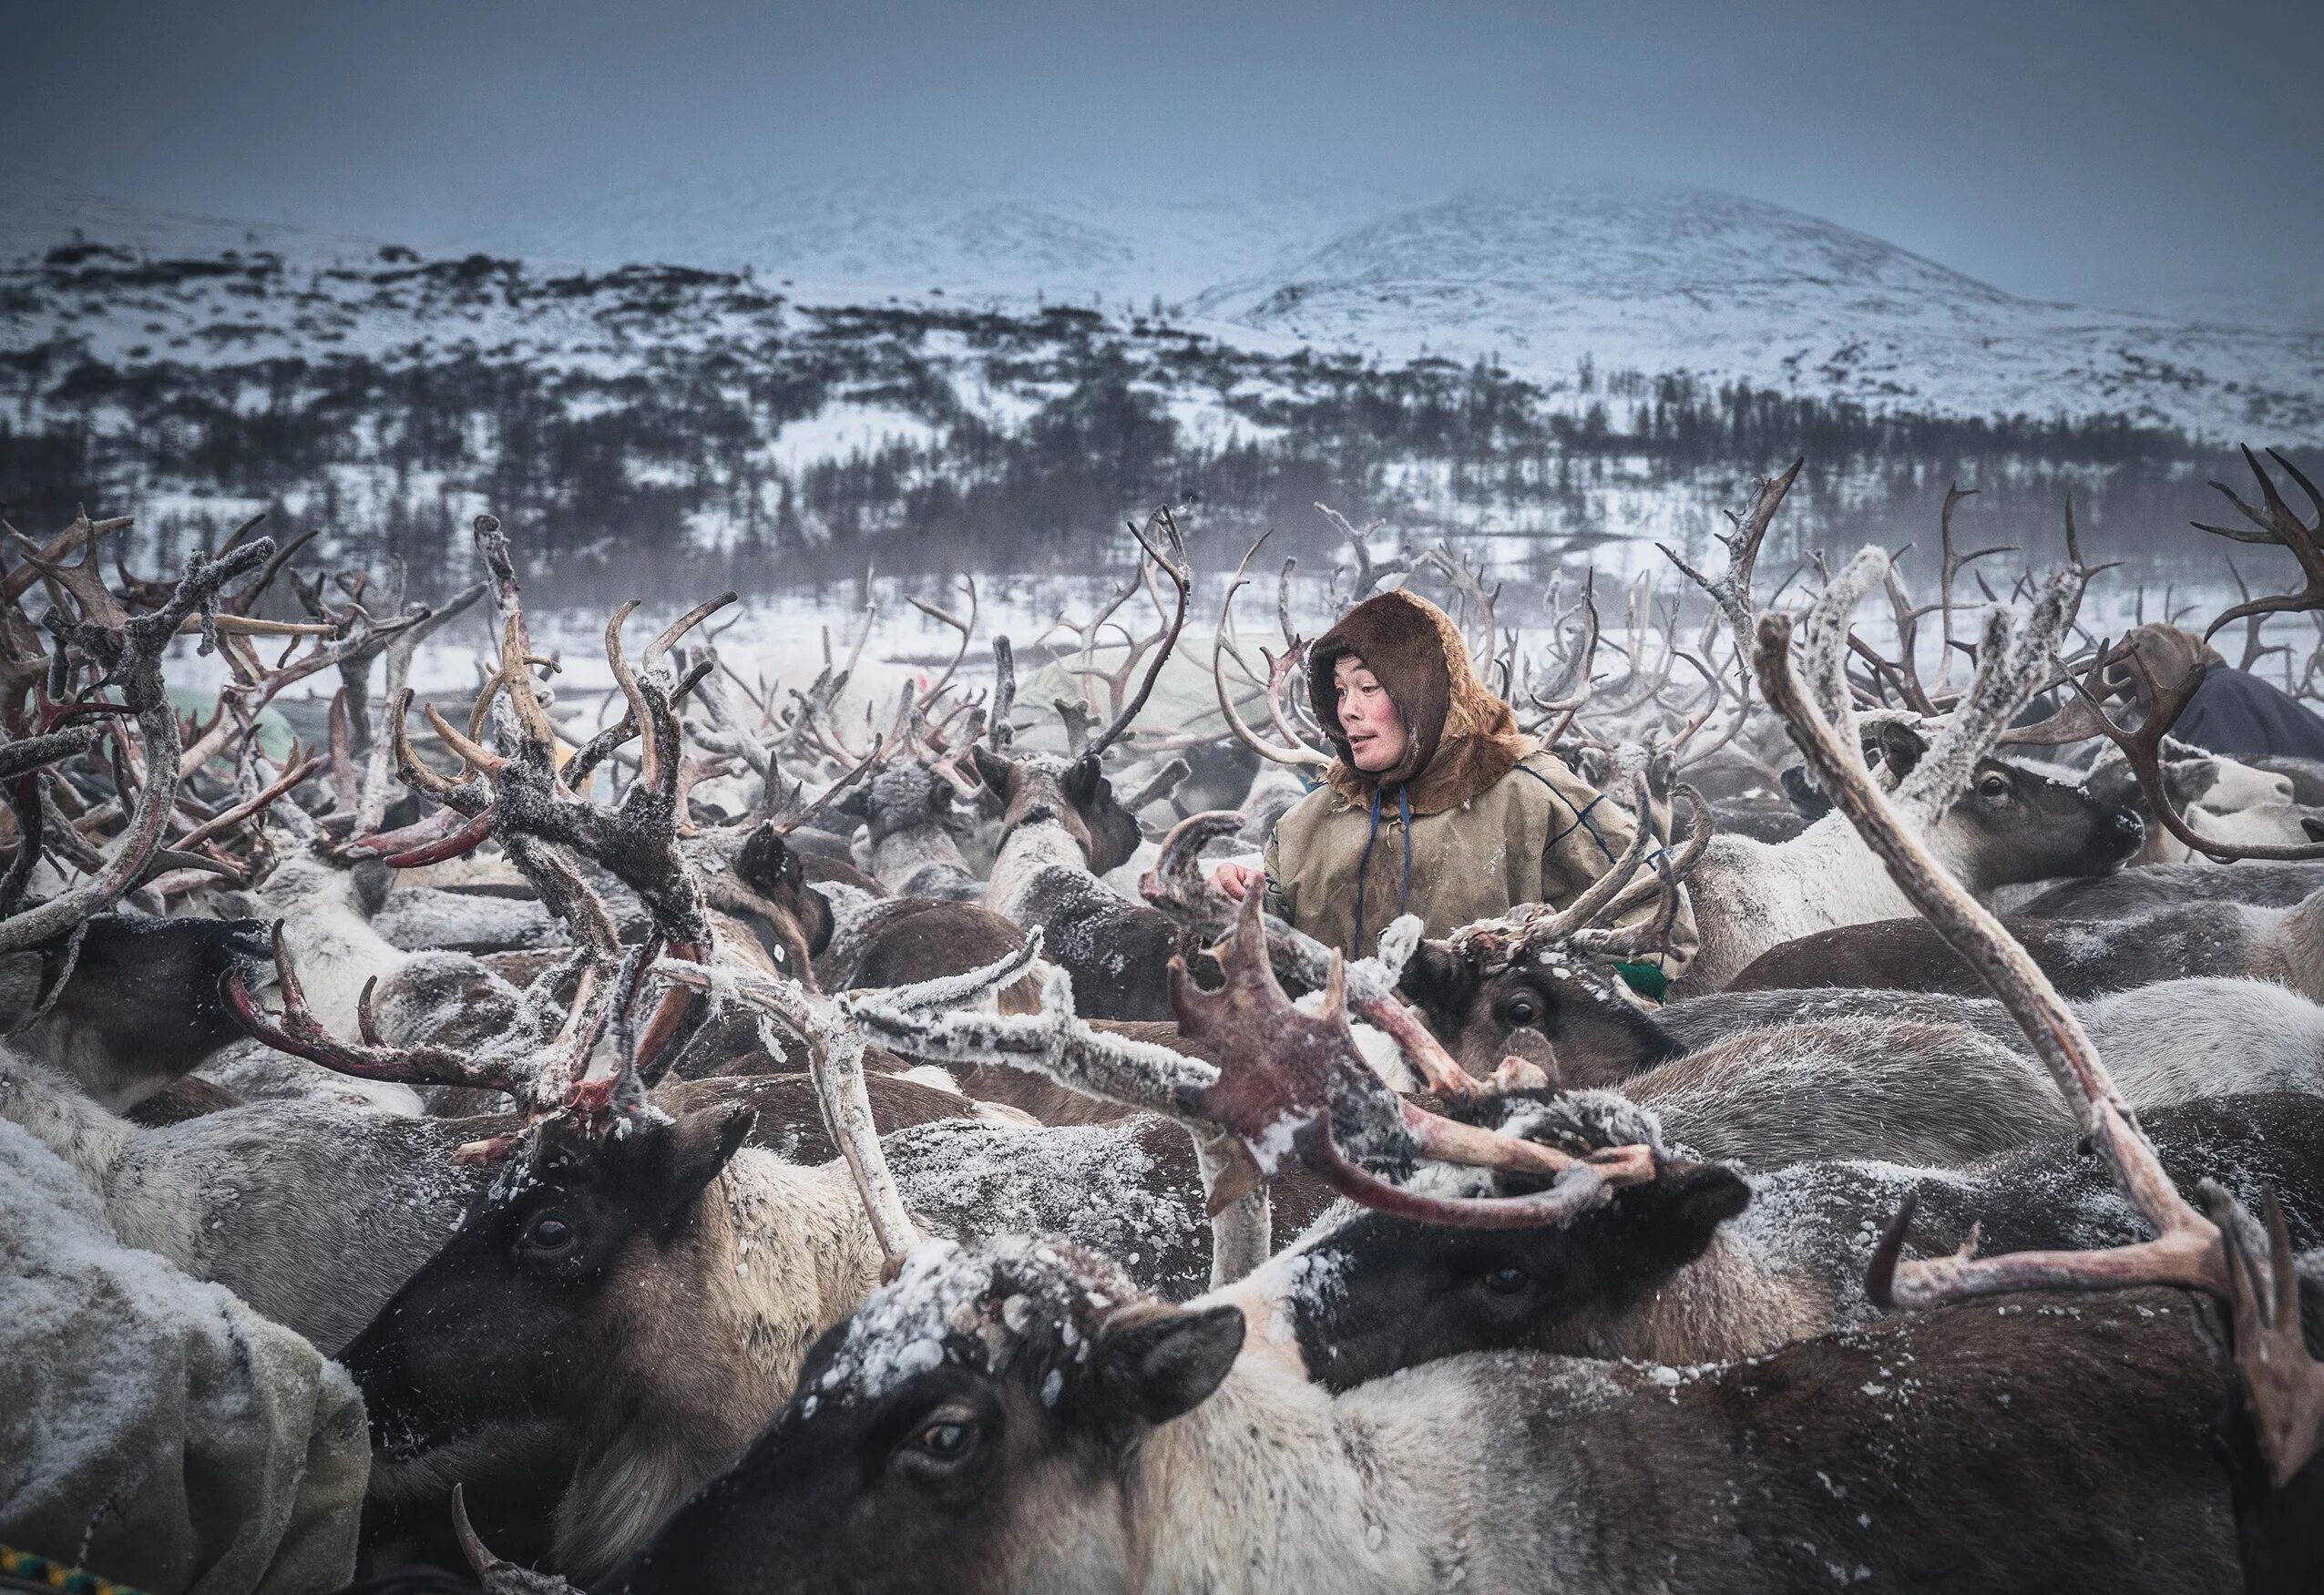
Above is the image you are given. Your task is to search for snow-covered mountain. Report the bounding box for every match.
[6,172,2318,441]
[1192,183,2324,439]
[0,172,2315,608]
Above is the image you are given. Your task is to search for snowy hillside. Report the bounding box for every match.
[0,173,2317,613]
[1189,183,2324,441]
[7,173,2318,443]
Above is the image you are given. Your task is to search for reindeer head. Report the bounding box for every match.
[616,1235,1244,1595]
[1868,720,2144,888]
[0,913,277,1109]
[1398,762,1705,1085]
[343,1101,757,1458]
[970,745,1144,875]
[1244,1090,1748,1391]
[833,759,978,845]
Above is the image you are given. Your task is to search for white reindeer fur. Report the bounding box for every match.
[1683,559,2087,995]
[0,1055,478,1349]
[2086,976,2324,1098]
[555,1148,889,1580]
[984,817,1091,925]
[2144,795,2321,864]
[1677,811,1937,994]
[870,823,980,898]
[1123,1346,1602,1594]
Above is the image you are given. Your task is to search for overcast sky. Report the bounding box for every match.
[11,0,2319,315]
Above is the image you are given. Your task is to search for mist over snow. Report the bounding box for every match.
[3,169,2319,657]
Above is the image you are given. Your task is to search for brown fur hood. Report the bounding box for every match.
[1306,588,1533,815]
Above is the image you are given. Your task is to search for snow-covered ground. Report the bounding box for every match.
[7,173,2319,444]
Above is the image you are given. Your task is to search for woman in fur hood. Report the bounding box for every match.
[1218,588,1695,988]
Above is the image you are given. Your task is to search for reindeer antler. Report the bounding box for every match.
[2,540,275,952]
[1138,809,1486,1099]
[1660,458,1803,659]
[2061,626,2324,863]
[1447,763,1666,968]
[1081,507,1191,762]
[1213,533,1334,773]
[1756,551,2225,1309]
[222,922,548,1101]
[1765,551,2324,1500]
[1170,890,1656,1226]
[2195,446,2324,640]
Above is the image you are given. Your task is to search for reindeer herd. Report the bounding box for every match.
[4,452,2324,1595]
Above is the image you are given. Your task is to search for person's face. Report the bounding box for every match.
[1334,654,1409,773]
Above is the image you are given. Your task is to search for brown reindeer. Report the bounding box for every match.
[1756,539,2324,1590]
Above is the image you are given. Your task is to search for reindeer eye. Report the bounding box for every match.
[523,1215,574,1255]
[1479,1264,1530,1297]
[917,1421,970,1455]
[1977,772,2011,800]
[1502,997,1540,1027]
[900,1413,983,1471]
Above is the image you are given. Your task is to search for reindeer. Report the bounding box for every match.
[615,895,2242,1595]
[333,934,1346,1584]
[2024,858,2324,917]
[1238,1089,2324,1388]
[965,513,1205,1022]
[1727,884,2324,1001]
[1747,527,2324,1590]
[1653,471,2145,993]
[1141,808,2107,1168]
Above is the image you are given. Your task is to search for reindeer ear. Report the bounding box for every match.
[0,952,48,1031]
[647,1103,756,1236]
[351,856,394,917]
[1063,754,1104,807]
[831,782,874,822]
[737,824,797,898]
[1397,940,1475,1020]
[1779,764,1831,819]
[1095,1304,1245,1425]
[1868,721,1927,781]
[1634,1161,1751,1263]
[969,745,1014,798]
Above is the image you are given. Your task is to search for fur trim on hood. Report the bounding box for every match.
[1306,588,1533,815]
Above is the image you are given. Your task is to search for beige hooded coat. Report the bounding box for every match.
[1261,589,1696,976]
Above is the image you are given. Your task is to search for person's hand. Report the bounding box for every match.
[1213,863,1265,901]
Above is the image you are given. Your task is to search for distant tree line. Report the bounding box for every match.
[0,261,2269,608]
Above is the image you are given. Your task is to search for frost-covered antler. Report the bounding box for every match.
[1447,763,1668,971]
[1137,810,1485,1098]
[1172,890,1656,1227]
[1212,533,1333,773]
[1763,557,2324,1498]
[3,539,275,953]
[1659,458,1803,660]
[222,921,655,1163]
[1755,551,2225,1308]
[660,943,1042,1272]
[852,888,1654,1231]
[1858,533,2086,824]
[366,520,734,1068]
